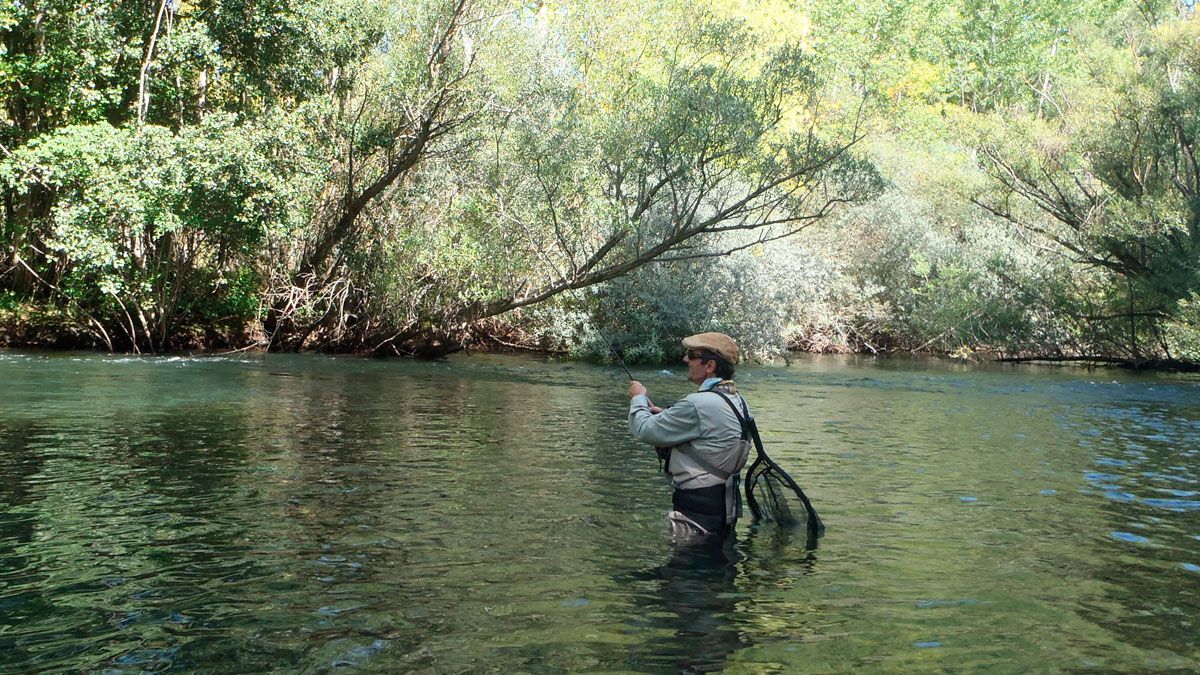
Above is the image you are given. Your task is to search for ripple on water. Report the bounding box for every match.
[316,604,364,617]
[331,639,390,668]
[1143,471,1196,484]
[1110,531,1150,544]
[111,646,181,668]
[1139,498,1200,511]
[915,598,984,609]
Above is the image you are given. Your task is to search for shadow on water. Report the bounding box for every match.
[0,396,287,671]
[0,419,43,545]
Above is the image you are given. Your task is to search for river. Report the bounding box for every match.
[1,350,1198,671]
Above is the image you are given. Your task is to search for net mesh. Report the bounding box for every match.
[744,454,820,528]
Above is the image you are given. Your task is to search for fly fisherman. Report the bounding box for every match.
[628,332,752,544]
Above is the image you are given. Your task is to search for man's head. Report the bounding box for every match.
[681,332,737,385]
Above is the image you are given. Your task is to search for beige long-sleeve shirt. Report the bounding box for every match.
[629,380,747,490]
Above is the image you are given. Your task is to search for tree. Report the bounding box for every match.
[1,0,383,350]
[360,2,882,356]
[260,0,486,351]
[973,12,1200,361]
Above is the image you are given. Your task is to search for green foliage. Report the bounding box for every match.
[452,1,881,335]
[972,10,1200,359]
[0,290,18,312]
[1165,294,1200,360]
[1,115,313,347]
[4,0,1200,367]
[563,235,850,363]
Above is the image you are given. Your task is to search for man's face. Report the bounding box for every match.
[683,350,714,386]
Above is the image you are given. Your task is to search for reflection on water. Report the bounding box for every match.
[619,539,745,672]
[1,351,1199,671]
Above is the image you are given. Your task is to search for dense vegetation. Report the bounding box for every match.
[2,0,1198,366]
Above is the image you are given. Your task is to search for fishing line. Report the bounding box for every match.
[596,327,634,380]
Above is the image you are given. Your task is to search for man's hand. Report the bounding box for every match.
[649,404,664,414]
[628,380,647,398]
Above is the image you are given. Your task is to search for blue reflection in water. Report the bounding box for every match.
[331,639,389,668]
[1140,499,1200,511]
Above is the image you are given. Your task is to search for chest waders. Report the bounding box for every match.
[664,391,754,537]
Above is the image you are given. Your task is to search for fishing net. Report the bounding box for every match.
[742,418,824,537]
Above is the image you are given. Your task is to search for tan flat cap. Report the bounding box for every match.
[682,332,739,364]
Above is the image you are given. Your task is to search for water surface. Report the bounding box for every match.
[1,351,1198,671]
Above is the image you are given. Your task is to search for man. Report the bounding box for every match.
[628,332,751,543]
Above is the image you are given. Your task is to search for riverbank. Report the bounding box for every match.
[5,308,1198,374]
[0,307,258,354]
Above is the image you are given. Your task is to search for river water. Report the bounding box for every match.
[1,351,1197,672]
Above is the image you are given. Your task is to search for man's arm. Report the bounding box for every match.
[629,388,701,447]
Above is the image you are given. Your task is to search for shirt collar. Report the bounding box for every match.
[699,377,723,391]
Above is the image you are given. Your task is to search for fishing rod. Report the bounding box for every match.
[596,328,634,380]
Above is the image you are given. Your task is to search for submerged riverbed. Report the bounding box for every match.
[1,351,1198,671]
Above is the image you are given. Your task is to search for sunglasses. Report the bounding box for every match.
[685,350,708,361]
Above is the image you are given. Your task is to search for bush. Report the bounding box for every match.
[1,116,312,349]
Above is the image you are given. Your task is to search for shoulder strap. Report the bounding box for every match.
[710,389,764,454]
[708,389,750,438]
